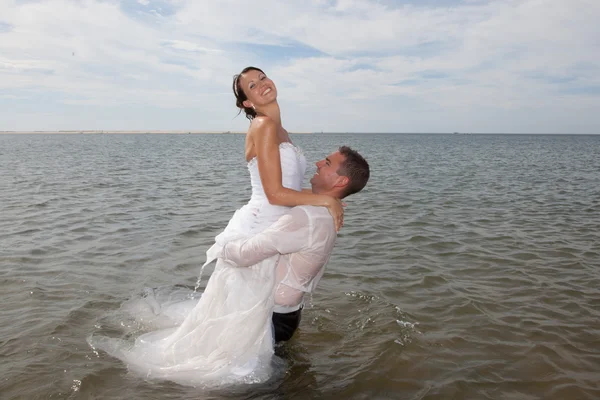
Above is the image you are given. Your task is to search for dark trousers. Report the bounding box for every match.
[272,308,302,343]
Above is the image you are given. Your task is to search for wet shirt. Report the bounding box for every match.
[220,205,337,313]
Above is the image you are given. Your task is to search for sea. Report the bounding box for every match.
[1,132,599,399]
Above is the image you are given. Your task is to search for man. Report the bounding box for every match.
[219,146,370,342]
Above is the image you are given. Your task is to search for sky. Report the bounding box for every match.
[0,0,599,133]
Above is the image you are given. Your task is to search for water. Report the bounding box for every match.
[1,133,599,399]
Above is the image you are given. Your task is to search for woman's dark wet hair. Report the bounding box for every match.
[233,66,265,121]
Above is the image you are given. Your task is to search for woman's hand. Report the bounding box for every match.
[325,196,345,232]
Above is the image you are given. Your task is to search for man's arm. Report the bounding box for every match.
[221,207,310,267]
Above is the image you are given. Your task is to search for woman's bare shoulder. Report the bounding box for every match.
[249,117,278,142]
[250,116,276,130]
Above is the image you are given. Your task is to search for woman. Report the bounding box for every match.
[232,66,344,232]
[90,67,343,387]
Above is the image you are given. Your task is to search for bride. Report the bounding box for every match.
[89,67,344,387]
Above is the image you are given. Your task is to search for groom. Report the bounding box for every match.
[219,146,370,342]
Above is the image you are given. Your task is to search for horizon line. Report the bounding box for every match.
[0,130,598,135]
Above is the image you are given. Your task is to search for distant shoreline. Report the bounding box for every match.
[0,130,313,135]
[1,131,596,135]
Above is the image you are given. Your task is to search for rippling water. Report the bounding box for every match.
[1,133,599,399]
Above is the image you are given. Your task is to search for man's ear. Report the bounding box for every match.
[242,100,253,109]
[335,175,349,188]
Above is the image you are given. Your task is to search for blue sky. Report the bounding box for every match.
[1,0,599,133]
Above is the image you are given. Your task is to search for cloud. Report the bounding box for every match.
[162,40,223,53]
[0,0,599,132]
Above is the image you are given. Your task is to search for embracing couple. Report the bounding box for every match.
[94,67,370,386]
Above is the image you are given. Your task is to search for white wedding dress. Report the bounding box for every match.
[89,142,307,387]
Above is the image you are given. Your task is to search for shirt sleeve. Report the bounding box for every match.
[221,207,310,267]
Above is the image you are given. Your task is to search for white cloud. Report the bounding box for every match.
[0,0,598,132]
[163,40,223,53]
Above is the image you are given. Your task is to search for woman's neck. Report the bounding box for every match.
[256,101,282,126]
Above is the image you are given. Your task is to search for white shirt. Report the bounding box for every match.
[220,205,337,313]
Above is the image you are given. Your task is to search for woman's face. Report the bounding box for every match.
[240,69,277,109]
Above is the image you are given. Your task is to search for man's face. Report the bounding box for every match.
[310,151,346,192]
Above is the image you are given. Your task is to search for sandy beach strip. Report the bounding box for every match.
[0,130,313,135]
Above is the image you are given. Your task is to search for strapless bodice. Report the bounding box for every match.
[216,142,307,241]
[247,142,305,201]
[244,142,306,234]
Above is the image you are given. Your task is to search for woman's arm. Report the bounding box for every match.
[251,117,344,230]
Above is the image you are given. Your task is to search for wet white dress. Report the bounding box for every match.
[91,143,306,386]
